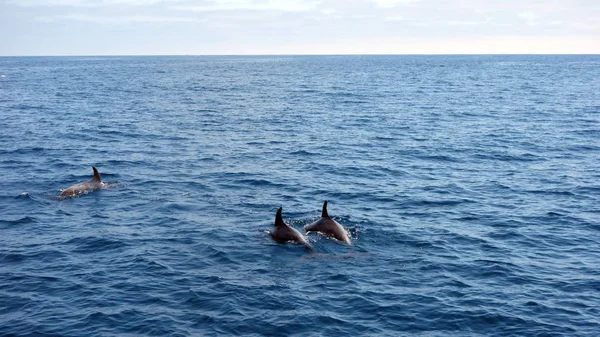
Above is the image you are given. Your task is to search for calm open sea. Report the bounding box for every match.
[1,55,599,336]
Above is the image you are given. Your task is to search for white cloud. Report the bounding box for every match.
[8,0,185,7]
[8,0,90,6]
[573,22,599,30]
[518,11,537,21]
[320,8,337,15]
[369,0,420,8]
[172,0,320,12]
[384,15,404,21]
[447,20,479,26]
[518,11,538,26]
[36,13,196,23]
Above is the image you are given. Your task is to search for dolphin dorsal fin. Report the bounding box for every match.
[92,166,101,182]
[275,207,286,227]
[322,200,329,217]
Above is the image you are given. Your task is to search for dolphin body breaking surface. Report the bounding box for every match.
[270,207,312,249]
[60,166,105,197]
[305,201,351,245]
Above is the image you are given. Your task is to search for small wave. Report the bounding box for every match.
[237,179,284,188]
[1,147,46,155]
[289,150,317,156]
[567,144,600,151]
[66,236,128,254]
[16,192,34,200]
[1,253,26,263]
[473,152,545,162]
[323,91,365,99]
[195,245,237,265]
[193,108,218,113]
[9,104,49,111]
[0,216,37,226]
[370,135,399,142]
[486,230,523,241]
[292,87,320,93]
[158,202,193,212]
[410,198,476,207]
[417,154,463,163]
[341,100,368,104]
[525,189,576,196]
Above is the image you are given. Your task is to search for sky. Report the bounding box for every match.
[1,0,599,55]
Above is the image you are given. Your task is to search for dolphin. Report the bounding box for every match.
[305,201,351,245]
[60,166,105,197]
[270,207,312,249]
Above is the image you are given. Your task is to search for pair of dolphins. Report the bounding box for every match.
[270,200,351,249]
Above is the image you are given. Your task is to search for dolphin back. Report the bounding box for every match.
[307,201,351,245]
[271,207,312,249]
[60,166,104,197]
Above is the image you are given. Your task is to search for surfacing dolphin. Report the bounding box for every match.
[305,201,351,245]
[270,207,312,250]
[60,166,105,197]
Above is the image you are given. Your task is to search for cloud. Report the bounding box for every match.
[8,0,321,13]
[517,11,538,26]
[172,0,320,12]
[7,0,185,7]
[36,13,196,23]
[369,0,420,8]
[447,20,480,26]
[384,15,404,21]
[517,11,537,21]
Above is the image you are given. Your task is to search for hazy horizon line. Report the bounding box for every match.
[2,52,599,57]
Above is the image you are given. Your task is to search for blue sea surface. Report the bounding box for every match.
[1,55,599,336]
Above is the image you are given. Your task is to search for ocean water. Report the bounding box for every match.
[1,55,599,336]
